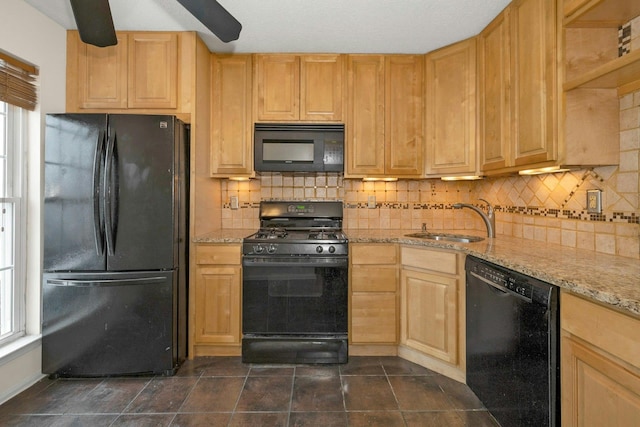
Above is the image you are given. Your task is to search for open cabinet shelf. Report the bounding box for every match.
[563,0,640,92]
[564,0,639,27]
[564,49,640,90]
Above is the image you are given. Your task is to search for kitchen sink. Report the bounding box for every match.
[404,232,484,243]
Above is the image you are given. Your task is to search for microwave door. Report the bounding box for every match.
[253,123,344,172]
[257,134,323,172]
[263,140,314,162]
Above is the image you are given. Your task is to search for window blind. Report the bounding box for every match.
[0,52,38,111]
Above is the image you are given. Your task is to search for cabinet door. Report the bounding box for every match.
[425,40,476,176]
[300,54,344,121]
[127,33,178,109]
[255,54,300,121]
[76,33,128,109]
[346,55,386,176]
[562,335,640,427]
[211,54,253,176]
[386,55,424,176]
[401,269,458,364]
[510,0,557,167]
[479,10,512,172]
[351,293,398,344]
[194,266,241,344]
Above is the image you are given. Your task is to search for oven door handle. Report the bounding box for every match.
[243,257,348,268]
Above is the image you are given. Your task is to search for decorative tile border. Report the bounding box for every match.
[222,200,639,225]
[620,21,631,56]
[343,203,640,225]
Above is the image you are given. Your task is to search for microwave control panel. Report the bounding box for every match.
[323,140,344,166]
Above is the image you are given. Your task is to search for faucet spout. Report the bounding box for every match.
[452,199,495,238]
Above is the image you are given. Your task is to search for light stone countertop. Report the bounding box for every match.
[194,228,640,317]
[194,229,255,243]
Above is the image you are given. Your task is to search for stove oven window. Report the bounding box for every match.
[242,264,348,335]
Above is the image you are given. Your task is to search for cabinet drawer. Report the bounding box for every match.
[400,246,458,275]
[562,292,640,370]
[351,266,397,292]
[351,244,397,265]
[196,244,241,265]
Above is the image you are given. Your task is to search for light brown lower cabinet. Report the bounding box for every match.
[349,243,399,355]
[561,291,640,427]
[400,246,465,380]
[191,243,242,356]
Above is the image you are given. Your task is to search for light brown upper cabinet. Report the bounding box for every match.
[127,33,178,109]
[509,0,558,168]
[478,0,558,174]
[301,55,344,121]
[478,0,620,175]
[346,55,385,175]
[254,54,344,122]
[478,8,512,172]
[425,38,477,177]
[210,54,253,177]
[67,31,183,112]
[346,55,424,177]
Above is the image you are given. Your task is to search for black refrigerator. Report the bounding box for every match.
[42,114,188,377]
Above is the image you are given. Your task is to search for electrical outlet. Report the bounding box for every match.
[230,195,239,210]
[586,189,602,214]
[367,195,376,209]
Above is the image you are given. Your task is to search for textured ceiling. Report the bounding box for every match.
[23,0,511,54]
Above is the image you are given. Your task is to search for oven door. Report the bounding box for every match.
[242,255,348,363]
[242,256,348,336]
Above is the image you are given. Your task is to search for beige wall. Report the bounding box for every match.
[0,0,67,404]
[219,92,639,259]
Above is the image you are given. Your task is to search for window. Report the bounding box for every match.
[0,101,26,345]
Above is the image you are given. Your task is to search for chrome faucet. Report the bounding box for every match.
[452,199,495,238]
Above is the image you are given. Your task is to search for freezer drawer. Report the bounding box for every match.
[42,271,178,377]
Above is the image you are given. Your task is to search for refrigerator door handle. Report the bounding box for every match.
[93,130,106,256]
[104,132,116,256]
[47,277,167,287]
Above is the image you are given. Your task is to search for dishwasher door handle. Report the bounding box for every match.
[469,270,532,303]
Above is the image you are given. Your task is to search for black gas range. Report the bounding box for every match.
[241,201,349,364]
[243,201,348,256]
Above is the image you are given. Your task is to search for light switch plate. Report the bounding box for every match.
[230,195,239,210]
[586,189,602,214]
[367,195,376,209]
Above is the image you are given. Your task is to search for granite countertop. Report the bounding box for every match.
[194,228,640,317]
[347,228,640,317]
[194,229,255,243]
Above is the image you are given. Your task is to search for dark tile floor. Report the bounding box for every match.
[0,356,499,426]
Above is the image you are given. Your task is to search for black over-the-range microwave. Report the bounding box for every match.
[254,123,344,172]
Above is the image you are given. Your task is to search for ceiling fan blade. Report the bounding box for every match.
[70,0,117,47]
[176,0,242,43]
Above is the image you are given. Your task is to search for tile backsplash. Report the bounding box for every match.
[619,15,640,56]
[220,91,640,259]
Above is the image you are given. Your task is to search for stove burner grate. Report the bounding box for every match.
[308,231,340,240]
[253,227,288,239]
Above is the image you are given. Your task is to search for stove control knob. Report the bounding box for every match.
[253,245,264,254]
[267,244,277,254]
[328,246,336,254]
[316,246,324,253]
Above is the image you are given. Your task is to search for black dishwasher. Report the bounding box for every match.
[465,255,560,427]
